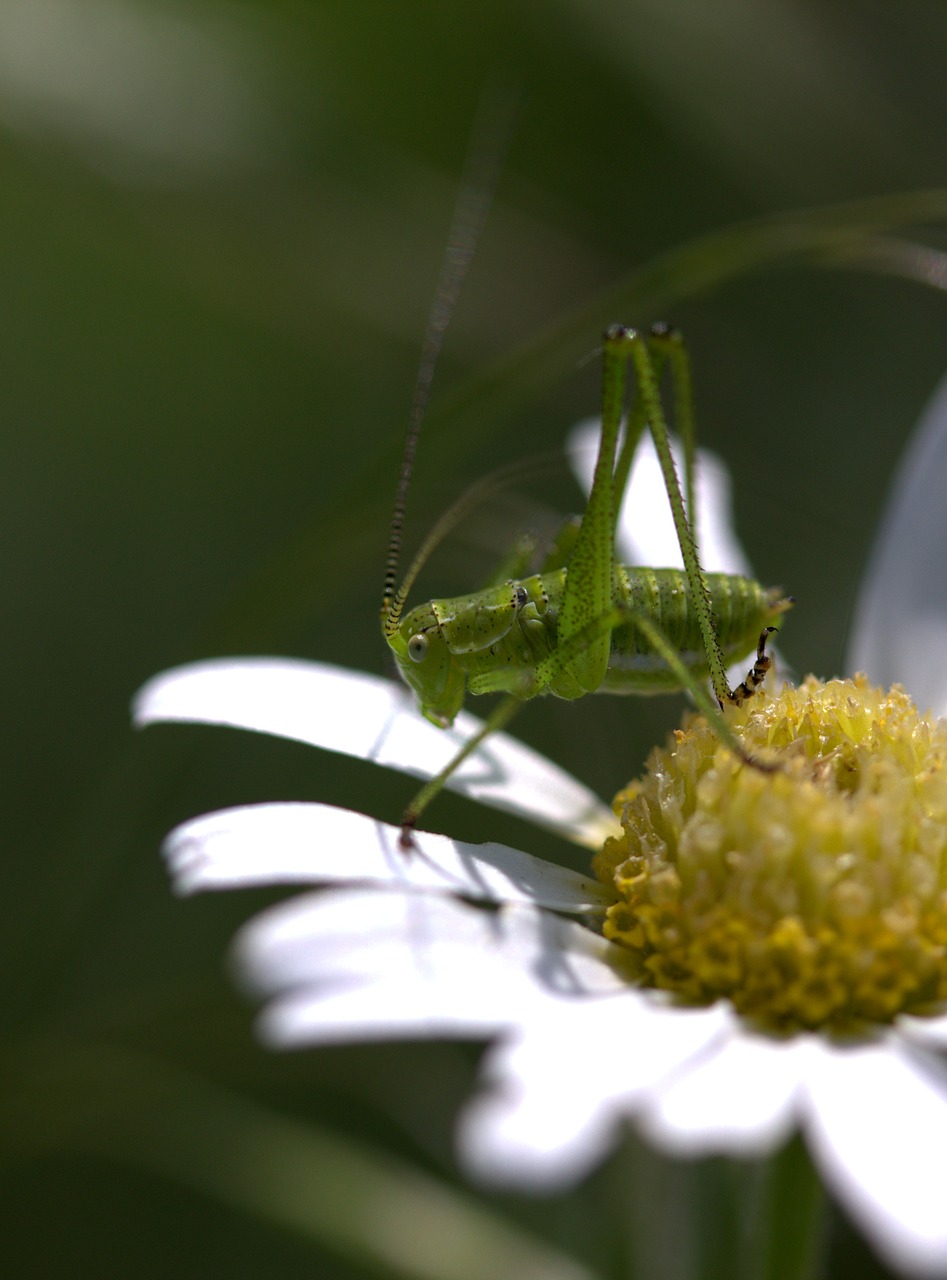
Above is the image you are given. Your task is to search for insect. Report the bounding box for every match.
[381,318,792,845]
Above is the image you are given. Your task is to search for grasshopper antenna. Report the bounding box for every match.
[381,85,517,639]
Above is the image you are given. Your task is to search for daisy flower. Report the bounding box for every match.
[135,374,947,1279]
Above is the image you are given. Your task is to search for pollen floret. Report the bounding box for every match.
[596,675,947,1029]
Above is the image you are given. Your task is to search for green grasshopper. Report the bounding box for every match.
[381,320,791,843]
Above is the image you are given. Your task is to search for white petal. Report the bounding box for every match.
[803,1035,947,1277]
[163,801,613,912]
[258,982,512,1046]
[898,1010,947,1052]
[639,1029,806,1156]
[234,890,627,1048]
[848,372,947,715]
[567,420,753,576]
[239,889,623,997]
[458,994,734,1190]
[459,1059,620,1192]
[134,658,618,849]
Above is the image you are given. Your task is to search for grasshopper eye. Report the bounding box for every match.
[408,633,429,663]
[514,585,528,609]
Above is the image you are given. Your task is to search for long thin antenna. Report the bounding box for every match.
[381,86,517,637]
[390,449,563,615]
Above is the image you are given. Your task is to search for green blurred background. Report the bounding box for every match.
[4,2,947,1276]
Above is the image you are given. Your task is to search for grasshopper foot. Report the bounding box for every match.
[728,627,778,707]
[399,813,418,852]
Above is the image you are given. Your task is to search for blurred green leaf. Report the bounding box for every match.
[4,1041,597,1280]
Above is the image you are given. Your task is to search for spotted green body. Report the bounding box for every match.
[390,567,787,727]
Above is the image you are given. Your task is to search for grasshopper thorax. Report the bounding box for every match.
[387,603,466,729]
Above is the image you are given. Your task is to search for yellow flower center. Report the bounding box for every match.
[596,676,947,1029]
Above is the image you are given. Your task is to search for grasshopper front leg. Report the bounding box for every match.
[398,692,524,849]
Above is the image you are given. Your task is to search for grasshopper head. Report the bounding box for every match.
[386,603,466,729]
